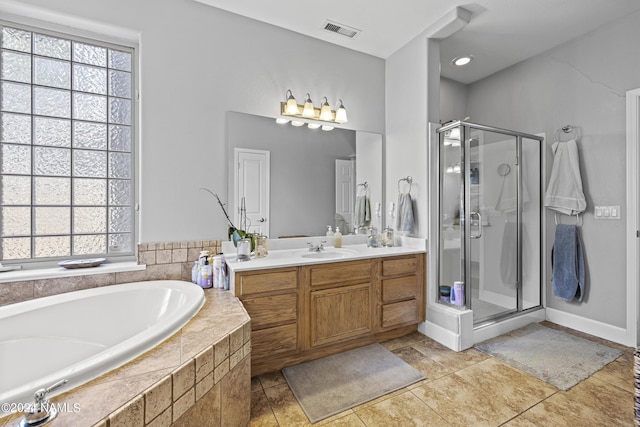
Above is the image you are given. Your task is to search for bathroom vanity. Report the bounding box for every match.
[225,239,426,376]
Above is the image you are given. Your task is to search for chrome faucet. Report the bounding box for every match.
[20,379,68,426]
[307,241,326,252]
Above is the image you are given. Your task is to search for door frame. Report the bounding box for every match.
[233,147,270,236]
[626,88,640,347]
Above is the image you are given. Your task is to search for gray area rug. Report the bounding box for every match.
[282,343,425,423]
[475,323,622,390]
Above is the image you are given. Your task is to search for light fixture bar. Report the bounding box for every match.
[280,90,347,125]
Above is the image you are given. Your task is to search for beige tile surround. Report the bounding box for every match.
[0,240,222,307]
[0,240,251,427]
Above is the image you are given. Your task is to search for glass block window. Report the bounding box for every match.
[0,23,135,262]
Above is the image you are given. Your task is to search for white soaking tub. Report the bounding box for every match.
[0,280,204,416]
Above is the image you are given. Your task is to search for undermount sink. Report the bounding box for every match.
[298,248,358,259]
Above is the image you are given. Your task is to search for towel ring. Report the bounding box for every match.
[554,213,582,226]
[554,125,580,142]
[398,176,413,194]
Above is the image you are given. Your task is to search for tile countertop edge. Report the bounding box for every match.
[0,288,250,427]
[0,262,146,284]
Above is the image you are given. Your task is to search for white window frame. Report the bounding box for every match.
[0,18,139,269]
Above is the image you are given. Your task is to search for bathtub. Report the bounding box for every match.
[0,280,204,416]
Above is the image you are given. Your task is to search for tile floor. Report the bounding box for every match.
[250,322,634,426]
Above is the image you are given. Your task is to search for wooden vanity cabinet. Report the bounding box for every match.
[233,253,426,376]
[301,260,375,348]
[379,255,426,330]
[234,268,299,362]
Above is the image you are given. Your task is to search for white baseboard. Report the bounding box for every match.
[473,309,545,344]
[545,308,631,347]
[419,321,462,351]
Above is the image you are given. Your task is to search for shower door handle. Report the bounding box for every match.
[470,212,483,239]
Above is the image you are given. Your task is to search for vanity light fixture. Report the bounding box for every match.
[302,93,315,118]
[334,99,348,124]
[319,97,333,121]
[451,55,473,67]
[280,89,348,125]
[285,89,299,115]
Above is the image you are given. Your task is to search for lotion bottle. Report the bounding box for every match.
[334,226,342,248]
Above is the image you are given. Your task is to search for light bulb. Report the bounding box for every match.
[285,90,299,115]
[334,99,348,124]
[302,93,315,118]
[319,97,333,121]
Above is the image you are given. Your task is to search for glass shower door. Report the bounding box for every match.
[467,128,518,323]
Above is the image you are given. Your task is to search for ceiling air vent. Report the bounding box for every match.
[323,20,361,39]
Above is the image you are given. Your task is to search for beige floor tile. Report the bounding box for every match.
[354,390,449,427]
[452,358,557,413]
[391,346,452,381]
[412,340,490,372]
[562,376,634,426]
[251,376,263,392]
[380,332,427,351]
[591,357,634,393]
[250,390,278,427]
[263,383,311,426]
[501,416,540,427]
[513,391,621,427]
[316,411,364,426]
[411,373,519,427]
[259,371,287,389]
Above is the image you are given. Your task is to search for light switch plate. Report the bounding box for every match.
[594,205,621,220]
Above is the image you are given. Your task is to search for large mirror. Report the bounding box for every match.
[227,112,383,238]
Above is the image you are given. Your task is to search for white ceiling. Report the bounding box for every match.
[194,0,640,84]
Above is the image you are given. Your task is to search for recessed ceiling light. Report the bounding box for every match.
[451,55,473,67]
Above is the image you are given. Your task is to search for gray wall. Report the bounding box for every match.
[2,0,385,243]
[227,112,355,238]
[454,10,640,328]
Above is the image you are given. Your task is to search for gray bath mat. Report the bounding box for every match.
[475,323,622,390]
[282,343,425,423]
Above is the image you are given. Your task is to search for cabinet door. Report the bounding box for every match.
[309,283,373,347]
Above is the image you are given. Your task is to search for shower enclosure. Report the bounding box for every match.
[436,121,543,326]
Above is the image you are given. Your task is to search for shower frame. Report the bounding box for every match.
[435,120,544,327]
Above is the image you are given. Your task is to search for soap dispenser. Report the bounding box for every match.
[326,225,334,236]
[334,226,342,248]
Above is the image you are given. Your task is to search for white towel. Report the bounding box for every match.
[544,139,586,215]
[396,193,415,234]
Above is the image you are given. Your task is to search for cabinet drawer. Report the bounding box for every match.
[238,269,297,295]
[308,260,372,287]
[252,323,298,358]
[241,292,297,329]
[382,275,418,303]
[382,256,418,277]
[382,299,418,328]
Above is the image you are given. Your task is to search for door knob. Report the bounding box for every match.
[258,218,267,222]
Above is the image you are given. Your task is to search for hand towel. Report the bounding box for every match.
[354,195,371,227]
[500,221,517,286]
[544,139,587,215]
[551,224,585,302]
[396,193,415,235]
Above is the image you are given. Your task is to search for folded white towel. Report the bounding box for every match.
[544,139,586,215]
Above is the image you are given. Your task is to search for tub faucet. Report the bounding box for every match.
[307,241,326,252]
[20,379,68,426]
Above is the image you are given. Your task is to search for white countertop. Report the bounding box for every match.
[222,235,426,274]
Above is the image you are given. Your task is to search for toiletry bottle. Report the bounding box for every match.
[213,254,223,288]
[334,226,342,248]
[200,259,213,289]
[191,261,199,284]
[326,225,334,236]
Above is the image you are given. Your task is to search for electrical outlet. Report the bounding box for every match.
[594,205,621,220]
